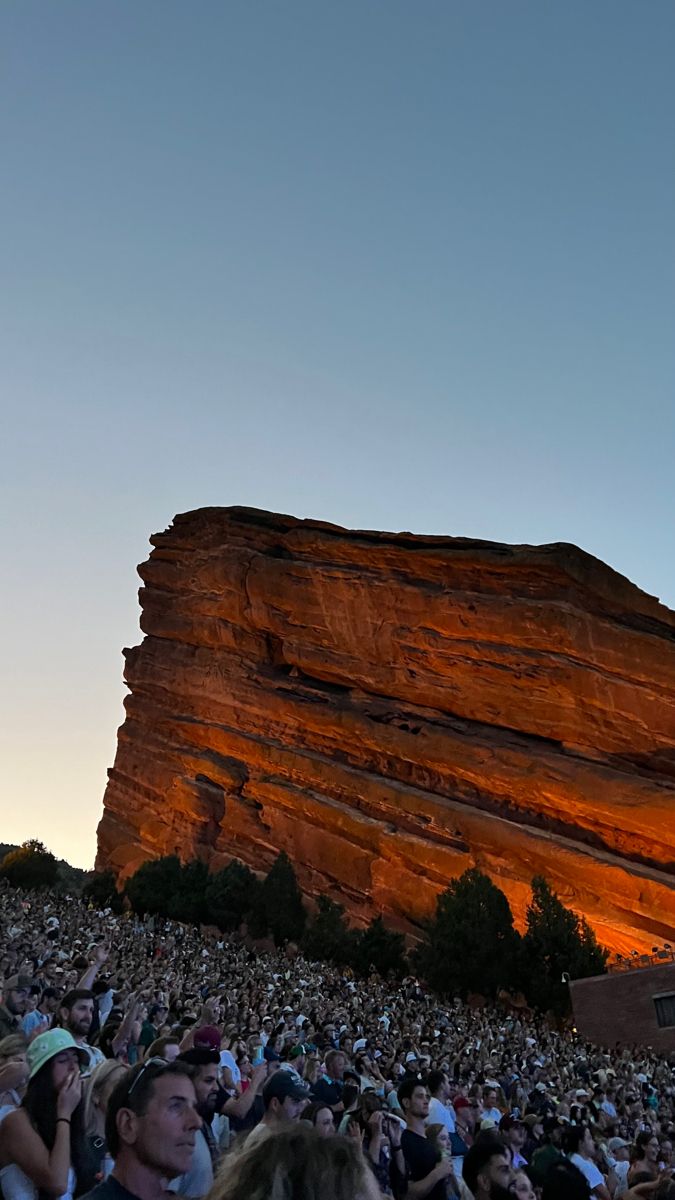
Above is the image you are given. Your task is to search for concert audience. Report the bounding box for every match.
[0,884,673,1200]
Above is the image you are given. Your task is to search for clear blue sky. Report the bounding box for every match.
[2,1,674,867]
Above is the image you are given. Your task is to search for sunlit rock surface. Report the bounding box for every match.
[97,507,675,953]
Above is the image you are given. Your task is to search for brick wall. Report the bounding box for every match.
[570,963,675,1053]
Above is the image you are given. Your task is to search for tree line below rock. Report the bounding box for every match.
[1,839,607,1018]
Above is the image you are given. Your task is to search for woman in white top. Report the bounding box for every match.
[565,1124,612,1200]
[0,1029,88,1200]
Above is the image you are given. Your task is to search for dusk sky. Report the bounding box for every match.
[2,1,674,868]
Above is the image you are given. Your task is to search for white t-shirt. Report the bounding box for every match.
[426,1096,456,1134]
[244,1121,272,1150]
[0,1163,75,1200]
[613,1161,630,1197]
[570,1153,604,1191]
[219,1049,241,1086]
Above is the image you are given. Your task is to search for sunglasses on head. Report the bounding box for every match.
[127,1056,171,1099]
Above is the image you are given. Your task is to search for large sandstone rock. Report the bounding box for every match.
[97,508,675,954]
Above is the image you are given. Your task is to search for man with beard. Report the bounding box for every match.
[530,1117,566,1187]
[170,1048,222,1199]
[398,1078,455,1199]
[462,1138,514,1200]
[58,989,105,1071]
[0,975,33,1038]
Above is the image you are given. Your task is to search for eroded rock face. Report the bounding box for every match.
[97,508,675,953]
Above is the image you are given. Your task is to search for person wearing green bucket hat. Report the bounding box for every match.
[26,1031,90,1083]
[0,1029,91,1200]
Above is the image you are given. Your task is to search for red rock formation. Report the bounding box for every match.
[97,508,675,954]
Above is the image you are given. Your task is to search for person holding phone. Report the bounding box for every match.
[0,1028,90,1200]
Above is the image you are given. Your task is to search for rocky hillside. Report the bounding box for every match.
[97,507,675,953]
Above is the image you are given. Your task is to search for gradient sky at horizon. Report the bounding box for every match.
[2,1,674,868]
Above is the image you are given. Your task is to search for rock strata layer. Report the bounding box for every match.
[97,507,675,953]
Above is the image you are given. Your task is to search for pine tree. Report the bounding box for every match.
[204,860,259,931]
[352,916,407,978]
[82,868,124,913]
[303,896,356,965]
[125,855,183,917]
[257,851,306,945]
[414,867,521,998]
[171,859,209,925]
[521,875,608,1016]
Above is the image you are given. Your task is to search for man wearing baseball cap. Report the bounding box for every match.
[499,1114,528,1168]
[0,975,33,1039]
[530,1116,565,1186]
[280,1044,307,1075]
[245,1069,310,1149]
[607,1137,630,1194]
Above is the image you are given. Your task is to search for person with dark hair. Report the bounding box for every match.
[511,1167,536,1200]
[498,1116,527,1169]
[482,1089,502,1127]
[138,1006,168,1061]
[0,976,33,1039]
[311,1049,346,1113]
[58,994,104,1074]
[522,1115,544,1165]
[144,1036,180,1064]
[245,1069,310,1150]
[81,1058,200,1200]
[462,1138,513,1200]
[398,1078,454,1199]
[349,1093,406,1199]
[0,1028,90,1200]
[169,1049,221,1199]
[629,1132,660,1186]
[336,1081,361,1132]
[530,1118,565,1187]
[22,988,60,1041]
[303,1101,335,1136]
[426,1071,456,1136]
[564,1125,611,1200]
[541,1158,591,1200]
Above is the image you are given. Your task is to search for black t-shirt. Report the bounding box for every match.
[80,1175,146,1200]
[229,1092,264,1134]
[401,1130,445,1200]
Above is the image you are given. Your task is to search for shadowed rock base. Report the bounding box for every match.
[97,507,675,954]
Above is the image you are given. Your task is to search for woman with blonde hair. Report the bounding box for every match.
[0,1036,29,1120]
[210,1124,381,1200]
[302,1051,322,1089]
[82,1060,128,1183]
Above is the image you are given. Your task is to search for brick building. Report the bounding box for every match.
[570,961,675,1053]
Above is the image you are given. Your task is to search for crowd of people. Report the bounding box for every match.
[0,883,674,1200]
